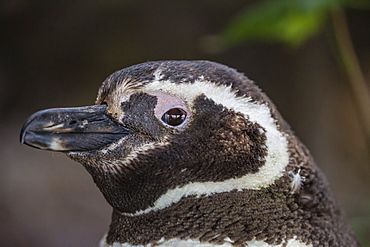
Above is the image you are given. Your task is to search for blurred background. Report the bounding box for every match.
[1,0,369,246]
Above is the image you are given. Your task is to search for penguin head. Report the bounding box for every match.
[21,61,360,247]
[21,61,291,214]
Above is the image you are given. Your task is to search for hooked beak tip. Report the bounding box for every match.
[20,105,130,152]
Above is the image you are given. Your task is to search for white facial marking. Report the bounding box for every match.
[99,235,311,247]
[97,140,170,173]
[117,79,290,216]
[153,68,164,81]
[106,78,147,118]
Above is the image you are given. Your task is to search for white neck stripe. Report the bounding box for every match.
[118,80,289,216]
[100,235,311,247]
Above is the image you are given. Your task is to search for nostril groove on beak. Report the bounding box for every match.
[68,120,77,125]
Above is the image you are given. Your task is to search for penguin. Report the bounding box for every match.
[20,60,359,247]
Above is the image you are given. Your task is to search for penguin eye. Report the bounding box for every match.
[161,108,187,126]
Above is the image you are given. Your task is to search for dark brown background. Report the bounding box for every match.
[1,1,369,246]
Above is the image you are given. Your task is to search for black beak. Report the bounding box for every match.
[20,105,131,151]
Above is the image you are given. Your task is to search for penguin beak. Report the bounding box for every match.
[20,105,131,151]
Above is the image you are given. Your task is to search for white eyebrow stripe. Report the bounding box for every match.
[118,80,289,216]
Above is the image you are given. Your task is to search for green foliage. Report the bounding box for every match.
[222,0,346,47]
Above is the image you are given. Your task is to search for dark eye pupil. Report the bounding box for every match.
[161,108,186,126]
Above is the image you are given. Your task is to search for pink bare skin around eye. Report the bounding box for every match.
[148,91,192,128]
